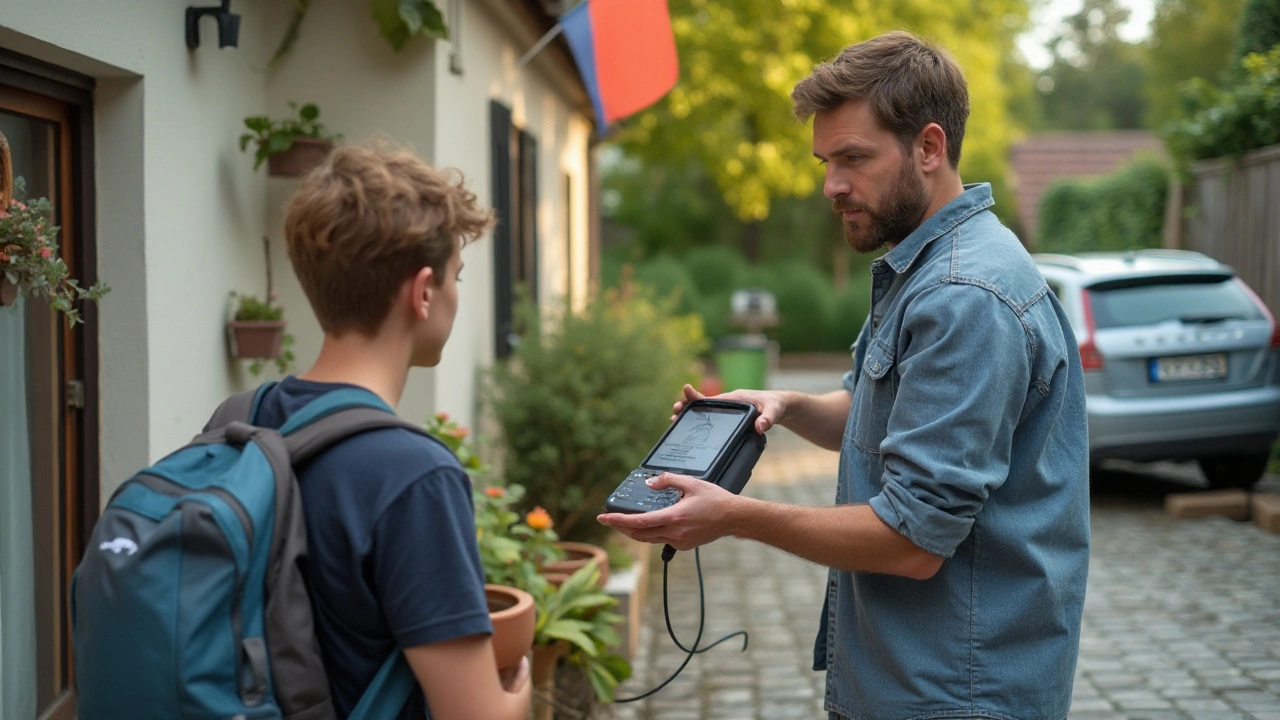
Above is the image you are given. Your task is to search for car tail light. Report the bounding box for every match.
[1079,289,1104,371]
[1234,278,1280,349]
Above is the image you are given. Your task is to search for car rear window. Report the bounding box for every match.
[1088,276,1264,329]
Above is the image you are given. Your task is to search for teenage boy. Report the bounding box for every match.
[253,144,531,720]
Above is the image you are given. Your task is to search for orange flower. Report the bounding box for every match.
[446,426,469,439]
[525,507,554,531]
[484,486,506,498]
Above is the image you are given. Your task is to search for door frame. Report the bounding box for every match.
[0,48,98,720]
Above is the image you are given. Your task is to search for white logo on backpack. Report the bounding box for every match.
[99,537,138,556]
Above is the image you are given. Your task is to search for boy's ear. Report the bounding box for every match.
[410,266,436,321]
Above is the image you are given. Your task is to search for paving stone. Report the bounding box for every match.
[1252,494,1280,534]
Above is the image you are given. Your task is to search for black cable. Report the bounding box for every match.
[613,545,749,703]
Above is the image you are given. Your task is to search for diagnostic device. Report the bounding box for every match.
[605,400,767,514]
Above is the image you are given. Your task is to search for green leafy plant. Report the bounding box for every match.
[239,102,341,171]
[534,562,631,703]
[1037,155,1170,253]
[1165,45,1280,165]
[270,0,447,63]
[0,177,109,325]
[229,291,296,375]
[489,282,708,544]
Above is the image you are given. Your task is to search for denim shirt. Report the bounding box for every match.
[814,184,1090,720]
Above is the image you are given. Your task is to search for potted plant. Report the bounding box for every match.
[0,169,109,323]
[227,290,296,375]
[239,102,341,177]
[485,584,535,672]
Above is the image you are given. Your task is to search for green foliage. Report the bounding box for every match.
[612,0,1028,223]
[0,177,109,325]
[1144,0,1245,127]
[371,0,448,50]
[488,286,708,544]
[1034,0,1148,130]
[1234,0,1280,60]
[533,563,630,703]
[749,260,836,353]
[1165,45,1280,163]
[239,102,340,171]
[1037,156,1170,253]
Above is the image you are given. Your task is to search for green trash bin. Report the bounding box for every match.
[715,334,769,392]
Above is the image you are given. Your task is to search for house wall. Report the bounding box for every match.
[430,0,593,430]
[0,1,276,499]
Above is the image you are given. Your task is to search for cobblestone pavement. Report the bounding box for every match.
[609,424,1280,719]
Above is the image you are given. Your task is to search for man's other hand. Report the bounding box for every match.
[597,472,739,552]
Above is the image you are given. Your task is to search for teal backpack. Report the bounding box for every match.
[72,384,421,720]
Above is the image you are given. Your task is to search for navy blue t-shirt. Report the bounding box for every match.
[255,377,493,719]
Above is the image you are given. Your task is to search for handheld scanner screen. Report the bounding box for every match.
[642,405,750,475]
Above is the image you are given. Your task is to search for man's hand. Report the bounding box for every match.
[597,472,739,551]
[673,384,787,435]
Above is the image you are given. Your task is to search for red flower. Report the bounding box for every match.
[40,247,52,259]
[484,487,506,498]
[435,411,450,422]
[0,252,8,262]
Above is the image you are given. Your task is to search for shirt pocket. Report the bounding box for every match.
[850,340,897,454]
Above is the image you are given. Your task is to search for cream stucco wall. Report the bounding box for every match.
[0,0,593,496]
[0,1,276,499]
[431,0,593,429]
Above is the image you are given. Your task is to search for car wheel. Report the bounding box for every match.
[1197,454,1270,490]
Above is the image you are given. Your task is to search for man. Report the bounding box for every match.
[254,145,531,720]
[599,31,1089,719]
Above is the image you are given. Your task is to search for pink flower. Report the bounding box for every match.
[13,202,25,211]
[40,247,52,259]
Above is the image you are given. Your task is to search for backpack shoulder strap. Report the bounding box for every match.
[279,387,428,466]
[203,382,277,433]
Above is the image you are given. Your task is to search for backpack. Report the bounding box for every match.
[72,383,422,720]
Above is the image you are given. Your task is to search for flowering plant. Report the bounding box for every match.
[0,178,109,324]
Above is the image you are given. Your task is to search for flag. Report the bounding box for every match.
[560,0,679,128]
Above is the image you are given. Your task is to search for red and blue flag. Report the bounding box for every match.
[560,0,679,128]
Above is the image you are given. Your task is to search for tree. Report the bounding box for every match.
[1144,0,1245,127]
[609,0,1030,259]
[1034,0,1148,130]
[1235,0,1280,60]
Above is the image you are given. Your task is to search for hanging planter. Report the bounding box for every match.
[240,102,340,178]
[228,319,287,359]
[266,137,333,177]
[227,290,296,375]
[0,131,109,322]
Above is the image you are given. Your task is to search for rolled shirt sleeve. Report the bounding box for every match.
[868,282,1032,558]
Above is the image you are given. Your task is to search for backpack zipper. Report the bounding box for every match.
[132,473,254,549]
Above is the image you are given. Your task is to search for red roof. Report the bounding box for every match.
[1009,132,1165,245]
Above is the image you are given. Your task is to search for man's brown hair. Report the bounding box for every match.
[792,31,970,168]
[284,144,494,336]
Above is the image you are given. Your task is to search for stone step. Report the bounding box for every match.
[1252,492,1280,534]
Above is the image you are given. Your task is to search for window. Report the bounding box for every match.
[490,100,538,358]
[1088,276,1263,330]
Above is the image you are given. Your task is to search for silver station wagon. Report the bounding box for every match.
[1035,250,1280,489]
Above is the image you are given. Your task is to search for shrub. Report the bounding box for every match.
[1166,45,1280,164]
[1038,156,1170,253]
[750,260,837,353]
[828,277,871,351]
[488,284,707,544]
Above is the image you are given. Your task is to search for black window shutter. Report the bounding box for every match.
[490,100,514,358]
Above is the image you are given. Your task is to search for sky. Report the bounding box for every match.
[1018,0,1157,68]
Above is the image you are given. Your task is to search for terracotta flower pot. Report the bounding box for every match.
[228,320,286,359]
[541,541,609,588]
[486,584,535,671]
[267,137,333,177]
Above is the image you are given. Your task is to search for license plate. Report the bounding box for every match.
[1149,353,1227,383]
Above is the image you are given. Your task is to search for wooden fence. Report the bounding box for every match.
[1166,143,1280,316]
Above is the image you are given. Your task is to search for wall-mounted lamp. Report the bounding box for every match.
[186,0,241,50]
